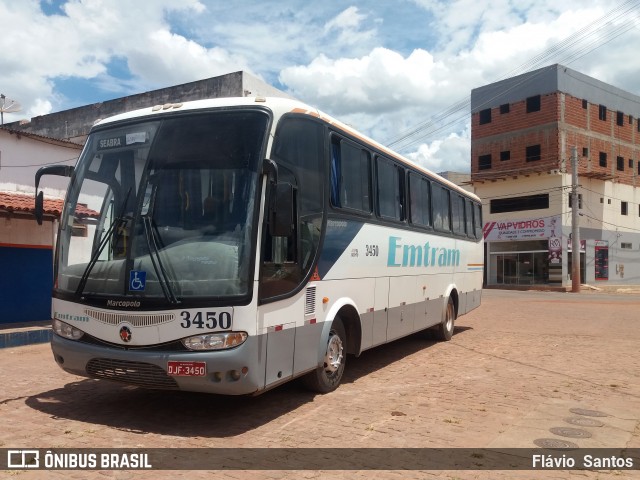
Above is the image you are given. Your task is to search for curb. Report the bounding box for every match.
[0,325,52,349]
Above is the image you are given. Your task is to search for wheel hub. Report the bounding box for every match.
[324,332,344,374]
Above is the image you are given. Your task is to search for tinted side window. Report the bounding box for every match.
[330,137,371,213]
[432,183,451,232]
[409,173,431,227]
[452,194,466,235]
[376,157,404,221]
[465,199,474,238]
[473,202,483,239]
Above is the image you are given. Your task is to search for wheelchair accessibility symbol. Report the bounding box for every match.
[129,270,147,291]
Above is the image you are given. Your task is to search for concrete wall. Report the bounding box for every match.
[4,71,292,144]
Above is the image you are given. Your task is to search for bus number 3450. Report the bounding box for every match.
[180,311,232,329]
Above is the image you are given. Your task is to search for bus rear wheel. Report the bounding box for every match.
[433,297,456,341]
[303,318,346,393]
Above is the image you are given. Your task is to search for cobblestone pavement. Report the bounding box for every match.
[1,289,639,479]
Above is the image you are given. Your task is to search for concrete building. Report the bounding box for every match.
[4,71,291,144]
[471,64,640,288]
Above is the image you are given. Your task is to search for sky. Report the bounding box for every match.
[1,0,640,173]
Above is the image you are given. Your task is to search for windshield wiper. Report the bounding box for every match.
[142,214,179,304]
[75,188,132,297]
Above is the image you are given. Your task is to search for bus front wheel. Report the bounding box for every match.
[303,318,346,393]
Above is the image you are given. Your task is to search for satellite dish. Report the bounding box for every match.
[0,94,22,125]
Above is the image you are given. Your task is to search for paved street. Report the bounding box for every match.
[1,289,639,479]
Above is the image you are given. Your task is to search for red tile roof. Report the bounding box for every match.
[0,191,98,218]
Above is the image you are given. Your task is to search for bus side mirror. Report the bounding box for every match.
[269,182,295,237]
[34,165,74,225]
[35,191,45,225]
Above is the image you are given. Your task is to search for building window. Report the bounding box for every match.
[490,194,549,213]
[621,201,628,216]
[617,111,624,126]
[478,154,492,170]
[599,105,607,121]
[500,150,511,161]
[630,115,634,124]
[526,95,541,113]
[525,144,541,162]
[621,242,632,249]
[479,108,492,125]
[71,223,88,237]
[582,147,589,157]
[617,156,624,171]
[599,152,607,167]
[582,99,588,109]
[568,193,583,209]
[500,103,510,114]
[629,158,634,169]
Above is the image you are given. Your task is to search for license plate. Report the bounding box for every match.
[167,361,207,377]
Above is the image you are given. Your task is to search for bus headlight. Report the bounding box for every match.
[182,332,247,351]
[53,319,85,340]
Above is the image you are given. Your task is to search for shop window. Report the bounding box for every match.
[599,105,607,121]
[500,103,510,114]
[621,201,628,215]
[599,152,607,167]
[617,156,624,171]
[526,95,541,113]
[525,144,541,162]
[500,150,510,161]
[490,194,549,213]
[478,154,492,170]
[479,108,492,125]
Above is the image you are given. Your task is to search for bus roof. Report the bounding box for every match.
[94,96,479,202]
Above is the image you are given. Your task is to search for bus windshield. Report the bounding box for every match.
[56,109,269,304]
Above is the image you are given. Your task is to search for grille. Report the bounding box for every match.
[85,309,174,327]
[305,286,316,315]
[86,358,179,390]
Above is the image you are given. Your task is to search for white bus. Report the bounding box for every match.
[35,96,483,395]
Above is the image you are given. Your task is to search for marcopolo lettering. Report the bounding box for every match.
[387,236,460,268]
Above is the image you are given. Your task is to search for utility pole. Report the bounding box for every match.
[571,146,581,293]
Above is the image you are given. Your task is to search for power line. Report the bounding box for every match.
[385,0,640,153]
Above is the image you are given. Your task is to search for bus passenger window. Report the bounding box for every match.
[432,183,451,232]
[331,137,371,213]
[409,173,431,227]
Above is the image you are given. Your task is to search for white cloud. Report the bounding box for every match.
[2,0,640,177]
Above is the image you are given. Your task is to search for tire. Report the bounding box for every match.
[433,297,456,341]
[302,318,346,393]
